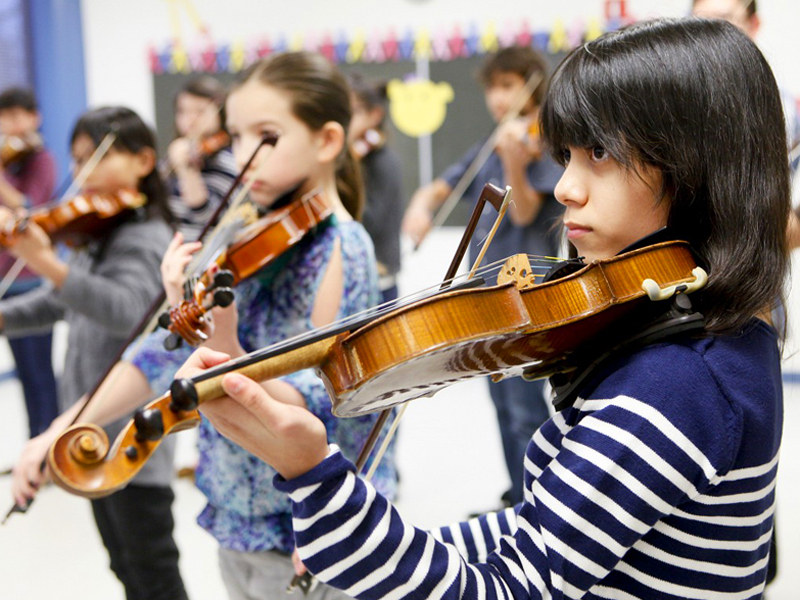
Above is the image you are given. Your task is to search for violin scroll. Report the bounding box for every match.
[48,395,201,499]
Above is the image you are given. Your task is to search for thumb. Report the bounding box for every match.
[221,373,282,423]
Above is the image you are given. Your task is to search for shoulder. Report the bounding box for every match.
[205,148,237,177]
[105,217,172,254]
[578,322,781,472]
[25,148,56,173]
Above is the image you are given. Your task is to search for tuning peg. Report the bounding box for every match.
[157,310,172,329]
[163,332,184,351]
[213,287,235,308]
[170,378,199,412]
[212,270,235,289]
[133,408,165,442]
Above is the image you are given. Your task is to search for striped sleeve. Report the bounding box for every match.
[432,507,519,564]
[276,389,735,599]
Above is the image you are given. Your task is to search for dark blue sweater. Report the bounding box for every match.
[277,320,781,599]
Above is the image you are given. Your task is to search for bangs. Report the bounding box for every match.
[540,43,642,169]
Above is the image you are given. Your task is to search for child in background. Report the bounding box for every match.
[7,106,187,600]
[348,74,403,303]
[167,75,237,241]
[404,46,565,508]
[0,87,59,438]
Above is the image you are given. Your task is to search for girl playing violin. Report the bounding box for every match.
[181,18,788,599]
[5,106,188,600]
[19,52,396,600]
[167,75,237,241]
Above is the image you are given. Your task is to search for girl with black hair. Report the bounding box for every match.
[179,18,788,599]
[6,106,187,600]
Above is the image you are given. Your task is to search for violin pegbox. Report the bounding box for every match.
[497,254,537,290]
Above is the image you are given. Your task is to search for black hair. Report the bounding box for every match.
[478,46,549,105]
[540,18,789,335]
[348,73,389,129]
[234,52,364,220]
[0,87,37,112]
[71,106,173,225]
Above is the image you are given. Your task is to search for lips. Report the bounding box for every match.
[564,221,592,239]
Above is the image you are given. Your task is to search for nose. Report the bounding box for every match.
[554,162,588,207]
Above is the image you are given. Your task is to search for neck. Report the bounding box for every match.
[304,171,351,222]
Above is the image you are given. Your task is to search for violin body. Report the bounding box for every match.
[0,189,146,248]
[317,240,699,416]
[0,133,43,166]
[166,190,334,346]
[48,240,703,499]
[192,130,230,166]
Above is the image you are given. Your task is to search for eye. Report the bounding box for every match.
[561,148,571,164]
[590,146,608,161]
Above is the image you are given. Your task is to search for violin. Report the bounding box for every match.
[351,128,385,159]
[192,130,230,165]
[47,239,706,498]
[0,132,43,166]
[160,188,334,347]
[0,188,146,248]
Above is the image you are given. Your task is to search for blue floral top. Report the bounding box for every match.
[128,218,397,553]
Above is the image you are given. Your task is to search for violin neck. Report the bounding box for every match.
[190,336,339,405]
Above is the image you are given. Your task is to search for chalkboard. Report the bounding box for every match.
[152,52,566,226]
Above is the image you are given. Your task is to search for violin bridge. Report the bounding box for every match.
[497,254,537,290]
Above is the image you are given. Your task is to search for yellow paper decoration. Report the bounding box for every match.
[349,30,366,63]
[229,40,246,72]
[585,18,605,41]
[387,79,454,138]
[414,29,432,59]
[480,22,499,54]
[172,43,190,73]
[548,19,569,53]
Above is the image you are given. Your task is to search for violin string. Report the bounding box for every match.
[215,252,564,362]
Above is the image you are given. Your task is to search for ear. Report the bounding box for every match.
[747,14,761,38]
[315,121,346,165]
[134,147,158,178]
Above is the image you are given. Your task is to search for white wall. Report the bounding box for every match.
[79,0,800,128]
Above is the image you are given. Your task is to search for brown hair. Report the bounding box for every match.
[234,52,364,220]
[478,46,549,105]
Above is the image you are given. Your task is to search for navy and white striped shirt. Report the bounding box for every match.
[276,319,781,599]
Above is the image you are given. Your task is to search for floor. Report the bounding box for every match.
[0,229,798,599]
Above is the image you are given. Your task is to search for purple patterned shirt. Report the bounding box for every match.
[129,219,397,553]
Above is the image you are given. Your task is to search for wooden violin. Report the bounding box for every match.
[0,132,43,166]
[48,239,706,498]
[192,130,230,165]
[160,188,334,347]
[0,188,145,248]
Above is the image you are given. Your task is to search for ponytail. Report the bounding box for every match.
[337,146,364,221]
